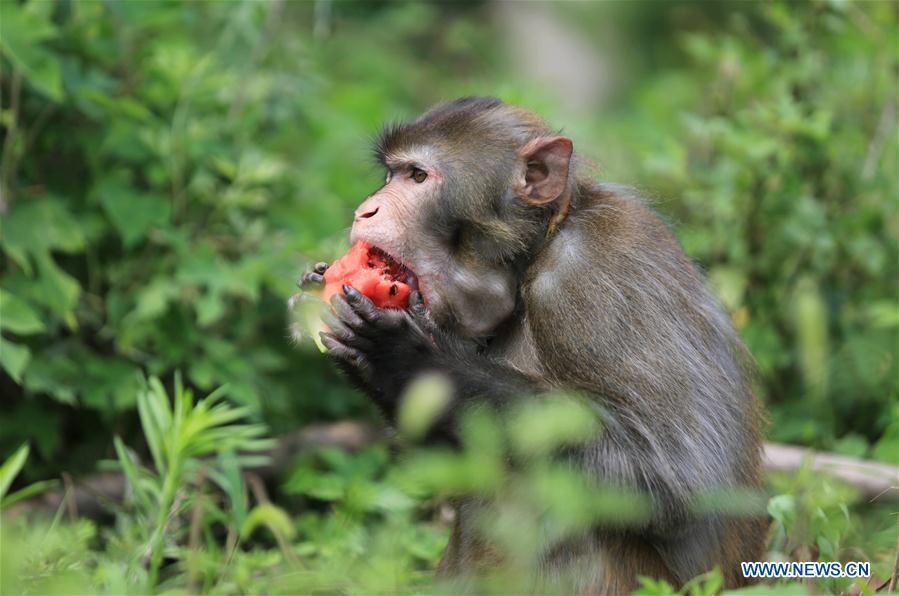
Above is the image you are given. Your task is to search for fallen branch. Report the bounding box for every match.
[763,442,898,502]
[5,420,383,519]
[6,425,897,519]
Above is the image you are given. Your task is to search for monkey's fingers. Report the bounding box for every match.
[298,271,324,289]
[330,293,368,332]
[409,290,425,311]
[342,285,404,330]
[320,332,372,382]
[298,262,330,289]
[408,290,437,333]
[322,312,374,351]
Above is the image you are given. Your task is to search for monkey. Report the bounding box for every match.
[297,96,766,592]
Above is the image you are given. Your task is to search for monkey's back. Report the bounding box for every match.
[513,182,766,589]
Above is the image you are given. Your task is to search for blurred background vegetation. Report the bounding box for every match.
[1,1,897,593]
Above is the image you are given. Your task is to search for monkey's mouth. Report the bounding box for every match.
[368,246,421,297]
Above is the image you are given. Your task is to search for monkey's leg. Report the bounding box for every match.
[586,535,679,594]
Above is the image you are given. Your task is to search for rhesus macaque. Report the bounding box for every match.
[297,97,765,591]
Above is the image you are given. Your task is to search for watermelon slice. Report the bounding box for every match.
[322,241,416,309]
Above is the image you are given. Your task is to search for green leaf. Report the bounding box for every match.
[792,277,829,403]
[767,494,796,526]
[871,403,899,465]
[0,289,45,335]
[0,336,31,383]
[507,394,601,457]
[21,350,78,405]
[131,278,177,321]
[633,575,676,595]
[288,293,328,352]
[2,199,86,262]
[397,373,452,441]
[284,469,346,501]
[113,437,150,507]
[137,378,170,474]
[3,251,81,329]
[0,443,30,500]
[708,266,747,313]
[33,254,80,326]
[95,179,171,248]
[0,1,63,100]
[831,433,869,458]
[1,478,58,510]
[240,503,296,541]
[195,291,225,327]
[79,357,144,412]
[208,451,249,529]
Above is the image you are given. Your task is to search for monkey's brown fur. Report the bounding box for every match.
[312,97,767,592]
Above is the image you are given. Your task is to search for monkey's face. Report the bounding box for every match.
[349,146,519,339]
[350,100,573,339]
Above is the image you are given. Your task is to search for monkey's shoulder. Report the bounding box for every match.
[578,184,685,254]
[527,186,686,294]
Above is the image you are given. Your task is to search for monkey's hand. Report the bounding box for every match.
[321,285,441,407]
[322,284,537,441]
[298,262,329,289]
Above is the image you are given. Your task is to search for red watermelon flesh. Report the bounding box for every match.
[322,241,415,309]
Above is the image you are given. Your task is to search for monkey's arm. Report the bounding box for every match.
[321,285,537,434]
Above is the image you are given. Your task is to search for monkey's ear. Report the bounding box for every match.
[515,136,573,205]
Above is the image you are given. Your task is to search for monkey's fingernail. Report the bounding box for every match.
[314,262,329,273]
[343,284,363,300]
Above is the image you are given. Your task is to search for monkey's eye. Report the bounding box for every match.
[411,167,428,183]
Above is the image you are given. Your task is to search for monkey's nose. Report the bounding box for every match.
[355,206,379,221]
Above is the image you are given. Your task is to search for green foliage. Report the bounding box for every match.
[0,1,63,100]
[2,376,276,593]
[0,0,562,480]
[634,567,723,596]
[766,464,897,595]
[125,375,272,588]
[0,442,58,510]
[5,387,893,594]
[604,1,899,455]
[396,373,454,442]
[1,1,897,594]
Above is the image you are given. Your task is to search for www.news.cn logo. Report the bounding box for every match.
[742,561,870,578]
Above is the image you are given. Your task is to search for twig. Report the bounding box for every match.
[862,99,897,181]
[0,68,22,211]
[187,465,208,594]
[246,472,300,567]
[763,443,899,500]
[62,473,78,522]
[888,535,898,593]
[21,103,58,159]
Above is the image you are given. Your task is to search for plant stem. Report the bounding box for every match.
[147,456,181,591]
[0,68,22,212]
